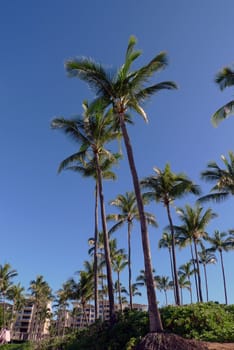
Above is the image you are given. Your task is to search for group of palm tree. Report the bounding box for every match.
[2,36,234,338]
[0,264,52,340]
[50,35,234,333]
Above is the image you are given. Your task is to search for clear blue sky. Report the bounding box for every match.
[1,0,234,306]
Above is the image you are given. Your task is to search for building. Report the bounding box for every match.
[69,301,148,329]
[12,300,51,341]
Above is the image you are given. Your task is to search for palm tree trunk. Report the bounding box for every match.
[165,203,180,305]
[203,264,209,302]
[190,244,199,302]
[193,240,203,302]
[128,221,133,310]
[219,250,228,305]
[119,113,163,332]
[94,152,115,324]
[117,271,123,312]
[168,247,176,303]
[188,275,193,304]
[94,181,99,320]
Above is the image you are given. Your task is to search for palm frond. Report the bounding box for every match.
[135,81,177,102]
[211,100,234,127]
[65,58,114,97]
[197,192,229,203]
[215,67,234,90]
[129,51,168,88]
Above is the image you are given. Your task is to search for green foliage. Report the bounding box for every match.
[0,343,32,350]
[160,302,234,342]
[8,304,234,349]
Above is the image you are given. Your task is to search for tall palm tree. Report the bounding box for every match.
[67,156,119,321]
[7,283,25,331]
[197,243,217,302]
[29,275,53,340]
[155,276,173,306]
[112,253,128,312]
[175,205,217,302]
[0,263,18,327]
[178,275,191,305]
[107,191,157,310]
[158,231,175,301]
[206,230,234,304]
[200,152,234,203]
[54,280,73,336]
[52,103,120,324]
[211,64,234,126]
[65,35,177,332]
[141,164,200,305]
[178,262,195,304]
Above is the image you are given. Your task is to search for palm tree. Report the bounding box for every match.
[178,262,195,304]
[7,283,25,331]
[0,263,18,327]
[29,275,53,340]
[197,243,217,302]
[200,152,234,203]
[64,155,119,321]
[107,191,157,310]
[211,64,234,126]
[52,103,121,324]
[65,35,177,332]
[155,276,173,306]
[112,252,128,310]
[175,205,217,302]
[178,274,191,305]
[54,280,73,336]
[158,231,176,300]
[206,230,234,304]
[141,163,200,305]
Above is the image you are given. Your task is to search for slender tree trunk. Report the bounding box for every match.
[164,290,168,306]
[193,240,203,302]
[117,271,123,312]
[168,247,176,303]
[219,250,228,305]
[94,181,99,320]
[128,221,133,310]
[94,151,115,324]
[188,275,193,304]
[166,203,180,306]
[203,264,209,302]
[180,288,183,305]
[119,113,163,332]
[190,244,199,302]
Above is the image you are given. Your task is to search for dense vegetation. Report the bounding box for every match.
[3,303,234,349]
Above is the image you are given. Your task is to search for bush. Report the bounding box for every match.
[160,302,234,342]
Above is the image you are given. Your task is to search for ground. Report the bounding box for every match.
[206,343,234,350]
[135,333,234,350]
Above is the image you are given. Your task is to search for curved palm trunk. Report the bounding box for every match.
[94,152,115,324]
[203,263,209,302]
[165,203,180,305]
[119,113,163,332]
[128,221,133,310]
[219,250,228,305]
[193,240,203,302]
[94,181,99,320]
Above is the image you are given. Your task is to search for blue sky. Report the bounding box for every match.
[1,0,234,306]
